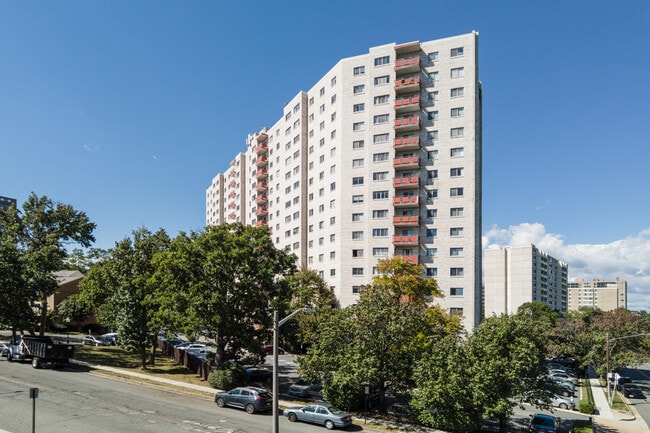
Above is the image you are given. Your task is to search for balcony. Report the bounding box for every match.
[393,176,419,189]
[228,190,236,199]
[255,156,268,167]
[394,115,420,132]
[256,195,268,205]
[229,180,236,188]
[394,76,420,94]
[393,215,419,226]
[255,207,268,217]
[393,196,419,208]
[228,201,236,209]
[400,255,419,265]
[256,181,268,192]
[255,169,268,180]
[393,235,419,246]
[255,141,268,155]
[395,56,420,74]
[395,41,421,55]
[256,218,267,227]
[256,131,268,143]
[228,212,236,220]
[394,136,420,151]
[394,96,420,113]
[393,156,420,169]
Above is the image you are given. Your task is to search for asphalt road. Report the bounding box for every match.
[623,364,650,426]
[0,357,363,433]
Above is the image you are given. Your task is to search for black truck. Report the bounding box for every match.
[7,335,74,369]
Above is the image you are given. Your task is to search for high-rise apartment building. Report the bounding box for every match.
[206,32,482,330]
[567,278,627,311]
[0,196,17,211]
[484,244,568,316]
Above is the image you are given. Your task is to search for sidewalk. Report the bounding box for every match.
[587,368,650,433]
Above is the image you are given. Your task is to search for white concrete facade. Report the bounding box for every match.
[484,244,568,317]
[206,32,482,330]
[567,278,627,311]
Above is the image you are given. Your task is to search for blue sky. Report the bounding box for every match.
[1,1,649,310]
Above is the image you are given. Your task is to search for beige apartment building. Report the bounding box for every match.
[567,278,627,311]
[484,244,568,317]
[206,32,482,330]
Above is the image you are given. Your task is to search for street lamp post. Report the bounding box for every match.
[272,307,314,433]
[605,332,649,405]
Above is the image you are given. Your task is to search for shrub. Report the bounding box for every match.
[208,364,245,390]
[579,400,595,415]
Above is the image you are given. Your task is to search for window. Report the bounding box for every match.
[451,67,464,78]
[451,207,464,217]
[450,227,464,236]
[373,209,388,218]
[428,51,439,62]
[353,84,365,94]
[352,195,364,204]
[352,285,361,293]
[374,55,390,66]
[331,112,337,122]
[330,269,336,276]
[352,158,364,167]
[450,188,464,197]
[450,167,464,177]
[450,287,464,296]
[320,87,325,96]
[352,231,363,239]
[352,176,364,186]
[353,66,365,76]
[373,191,389,200]
[426,267,437,277]
[451,87,464,97]
[428,71,439,81]
[450,247,464,256]
[373,247,389,257]
[331,76,337,86]
[373,171,388,181]
[353,103,365,113]
[451,107,464,117]
[426,228,437,238]
[373,152,389,162]
[372,228,388,237]
[353,140,364,149]
[373,114,389,124]
[374,75,390,86]
[427,150,439,160]
[451,47,464,57]
[373,133,389,144]
[427,189,438,199]
[427,170,438,181]
[451,147,464,157]
[451,127,464,137]
[330,182,336,191]
[450,307,463,315]
[427,130,439,140]
[374,95,390,105]
[426,209,437,218]
[428,91,439,101]
[330,234,335,242]
[352,249,364,258]
[427,111,439,121]
[353,122,365,131]
[331,94,337,104]
[352,268,364,276]
[450,267,464,277]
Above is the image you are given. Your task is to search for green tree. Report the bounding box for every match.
[152,223,297,365]
[464,313,548,431]
[299,257,453,412]
[0,193,95,337]
[56,294,93,332]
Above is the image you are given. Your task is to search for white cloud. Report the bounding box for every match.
[483,224,650,312]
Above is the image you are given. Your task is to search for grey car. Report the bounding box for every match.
[214,387,272,414]
[284,403,353,430]
[82,336,111,346]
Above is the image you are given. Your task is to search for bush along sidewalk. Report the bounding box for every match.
[580,376,595,415]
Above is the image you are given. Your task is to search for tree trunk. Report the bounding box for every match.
[38,297,48,336]
[149,337,156,366]
[140,345,147,369]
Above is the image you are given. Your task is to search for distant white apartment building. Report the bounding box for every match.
[567,278,627,311]
[206,32,482,330]
[484,244,568,316]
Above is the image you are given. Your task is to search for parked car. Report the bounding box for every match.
[288,379,322,397]
[0,343,8,357]
[214,387,273,414]
[523,390,575,410]
[549,371,578,385]
[263,345,285,355]
[101,333,118,345]
[284,403,353,430]
[615,376,632,391]
[622,383,646,399]
[244,365,272,382]
[528,413,559,433]
[177,343,206,351]
[82,336,111,346]
[544,379,574,397]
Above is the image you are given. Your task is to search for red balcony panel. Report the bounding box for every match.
[393,176,419,188]
[394,136,420,151]
[256,219,268,227]
[394,76,420,93]
[393,156,420,169]
[393,196,419,207]
[256,169,268,179]
[393,235,419,245]
[395,56,420,72]
[256,181,268,192]
[394,116,420,132]
[228,212,236,220]
[255,207,268,217]
[256,195,268,205]
[393,215,419,226]
[401,255,419,265]
[255,142,268,154]
[256,156,268,167]
[394,96,420,113]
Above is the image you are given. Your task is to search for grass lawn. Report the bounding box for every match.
[73,344,212,389]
